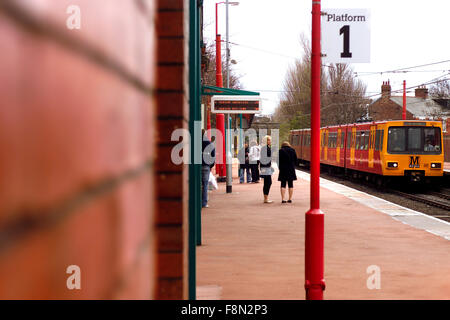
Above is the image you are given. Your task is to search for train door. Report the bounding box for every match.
[321,129,328,161]
[368,126,376,169]
[336,129,341,164]
[350,126,356,166]
[340,128,346,166]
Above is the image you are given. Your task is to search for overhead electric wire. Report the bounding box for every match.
[354,59,450,77]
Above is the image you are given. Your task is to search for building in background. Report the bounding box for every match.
[369,81,450,160]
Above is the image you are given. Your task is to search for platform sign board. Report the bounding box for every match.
[211,95,262,114]
[322,8,370,63]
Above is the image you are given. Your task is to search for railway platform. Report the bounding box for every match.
[196,167,450,300]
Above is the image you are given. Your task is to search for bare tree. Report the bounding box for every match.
[201,42,242,128]
[274,35,367,138]
[322,63,368,125]
[429,79,450,98]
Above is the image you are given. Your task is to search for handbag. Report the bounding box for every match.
[260,166,274,176]
[208,172,218,190]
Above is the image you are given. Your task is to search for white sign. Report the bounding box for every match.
[322,9,370,63]
[211,95,262,114]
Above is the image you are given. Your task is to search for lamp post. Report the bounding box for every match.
[215,1,239,187]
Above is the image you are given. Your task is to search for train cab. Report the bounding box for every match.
[381,120,444,182]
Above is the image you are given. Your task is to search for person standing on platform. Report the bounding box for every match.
[249,140,260,183]
[260,135,273,203]
[202,129,215,208]
[277,141,297,204]
[238,142,251,183]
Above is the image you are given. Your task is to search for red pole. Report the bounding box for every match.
[215,3,226,178]
[305,0,325,300]
[207,104,211,140]
[402,80,406,120]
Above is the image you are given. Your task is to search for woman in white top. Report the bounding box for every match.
[249,140,260,183]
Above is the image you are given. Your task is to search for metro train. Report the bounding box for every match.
[290,120,444,185]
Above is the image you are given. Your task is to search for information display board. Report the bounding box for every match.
[211,95,262,114]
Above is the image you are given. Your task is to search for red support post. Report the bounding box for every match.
[305,0,325,300]
[215,4,226,178]
[402,80,406,120]
[207,104,211,140]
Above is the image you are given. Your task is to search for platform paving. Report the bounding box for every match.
[197,167,450,300]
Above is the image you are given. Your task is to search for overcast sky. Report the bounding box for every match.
[203,0,450,115]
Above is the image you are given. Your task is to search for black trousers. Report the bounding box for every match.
[263,175,272,195]
[280,179,294,188]
[251,163,259,182]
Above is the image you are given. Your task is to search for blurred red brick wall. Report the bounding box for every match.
[0,0,189,299]
[155,0,189,299]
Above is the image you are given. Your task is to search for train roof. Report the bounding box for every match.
[289,119,443,133]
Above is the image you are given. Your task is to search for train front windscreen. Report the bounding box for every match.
[387,126,442,155]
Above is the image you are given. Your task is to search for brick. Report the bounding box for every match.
[0,192,118,299]
[156,145,184,172]
[156,172,186,198]
[156,91,188,119]
[156,225,183,252]
[156,11,184,37]
[114,246,154,300]
[156,278,183,300]
[0,18,154,224]
[157,0,184,10]
[157,65,184,91]
[157,252,183,278]
[156,200,183,225]
[8,0,155,87]
[113,171,154,275]
[158,38,185,64]
[157,118,188,145]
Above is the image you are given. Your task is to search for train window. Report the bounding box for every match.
[387,126,441,154]
[375,130,380,151]
[360,132,364,150]
[347,131,351,149]
[341,132,345,148]
[364,131,370,150]
[370,131,375,149]
[407,128,422,151]
[424,127,441,153]
[380,130,384,151]
[355,132,361,150]
[387,127,406,152]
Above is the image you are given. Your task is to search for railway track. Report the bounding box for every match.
[296,164,450,222]
[388,189,450,213]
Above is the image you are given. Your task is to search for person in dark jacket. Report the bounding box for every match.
[277,141,297,203]
[202,129,215,208]
[259,135,273,203]
[238,143,251,183]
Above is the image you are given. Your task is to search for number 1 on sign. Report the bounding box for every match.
[339,25,352,58]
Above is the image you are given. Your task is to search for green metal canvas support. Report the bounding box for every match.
[202,85,259,150]
[188,0,202,300]
[202,85,260,96]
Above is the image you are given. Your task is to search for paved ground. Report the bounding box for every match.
[197,166,450,300]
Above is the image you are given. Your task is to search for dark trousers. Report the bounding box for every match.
[263,175,272,195]
[251,162,259,182]
[201,166,210,207]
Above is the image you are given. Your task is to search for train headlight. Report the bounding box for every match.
[430,162,441,169]
[387,162,398,169]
